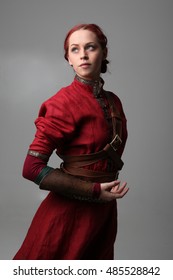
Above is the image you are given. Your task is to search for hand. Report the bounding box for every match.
[99,180,129,202]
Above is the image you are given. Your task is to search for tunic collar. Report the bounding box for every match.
[74,75,104,98]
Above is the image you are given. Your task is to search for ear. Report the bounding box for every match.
[67,56,73,66]
[69,61,73,67]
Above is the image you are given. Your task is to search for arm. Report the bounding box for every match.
[39,167,129,202]
[22,152,101,200]
[23,152,128,202]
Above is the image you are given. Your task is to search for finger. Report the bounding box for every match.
[111,182,129,197]
[115,187,129,198]
[111,182,127,193]
[116,182,127,194]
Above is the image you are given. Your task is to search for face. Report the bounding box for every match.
[67,29,107,80]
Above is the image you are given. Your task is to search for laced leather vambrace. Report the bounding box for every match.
[24,151,101,201]
[39,168,101,201]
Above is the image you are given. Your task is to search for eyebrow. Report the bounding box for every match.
[70,42,96,47]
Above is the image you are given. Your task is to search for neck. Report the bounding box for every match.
[75,75,100,86]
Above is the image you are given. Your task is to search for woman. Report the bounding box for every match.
[13,23,129,260]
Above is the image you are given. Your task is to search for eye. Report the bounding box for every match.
[86,44,96,51]
[71,47,79,53]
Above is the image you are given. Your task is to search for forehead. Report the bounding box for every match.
[68,29,99,45]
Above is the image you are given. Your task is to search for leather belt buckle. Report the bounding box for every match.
[110,134,122,151]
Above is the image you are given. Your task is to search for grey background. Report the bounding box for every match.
[0,0,173,260]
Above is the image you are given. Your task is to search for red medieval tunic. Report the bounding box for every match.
[13,76,127,260]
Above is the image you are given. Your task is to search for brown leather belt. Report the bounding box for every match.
[59,134,123,183]
[60,163,118,183]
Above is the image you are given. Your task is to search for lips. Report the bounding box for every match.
[80,63,91,67]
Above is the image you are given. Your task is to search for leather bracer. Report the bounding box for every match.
[39,168,100,201]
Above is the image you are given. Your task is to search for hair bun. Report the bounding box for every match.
[101,59,109,73]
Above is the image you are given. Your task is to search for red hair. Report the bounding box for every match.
[64,23,109,73]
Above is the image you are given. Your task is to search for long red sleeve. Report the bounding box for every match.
[22,154,47,182]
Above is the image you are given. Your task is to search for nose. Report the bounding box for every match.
[80,48,88,60]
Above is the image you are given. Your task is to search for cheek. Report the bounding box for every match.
[93,51,103,61]
[94,54,103,67]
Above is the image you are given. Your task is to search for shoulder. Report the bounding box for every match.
[40,84,74,110]
[46,85,72,103]
[35,84,75,119]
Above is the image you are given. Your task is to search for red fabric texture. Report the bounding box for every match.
[13,77,127,260]
[22,154,47,182]
[14,193,117,259]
